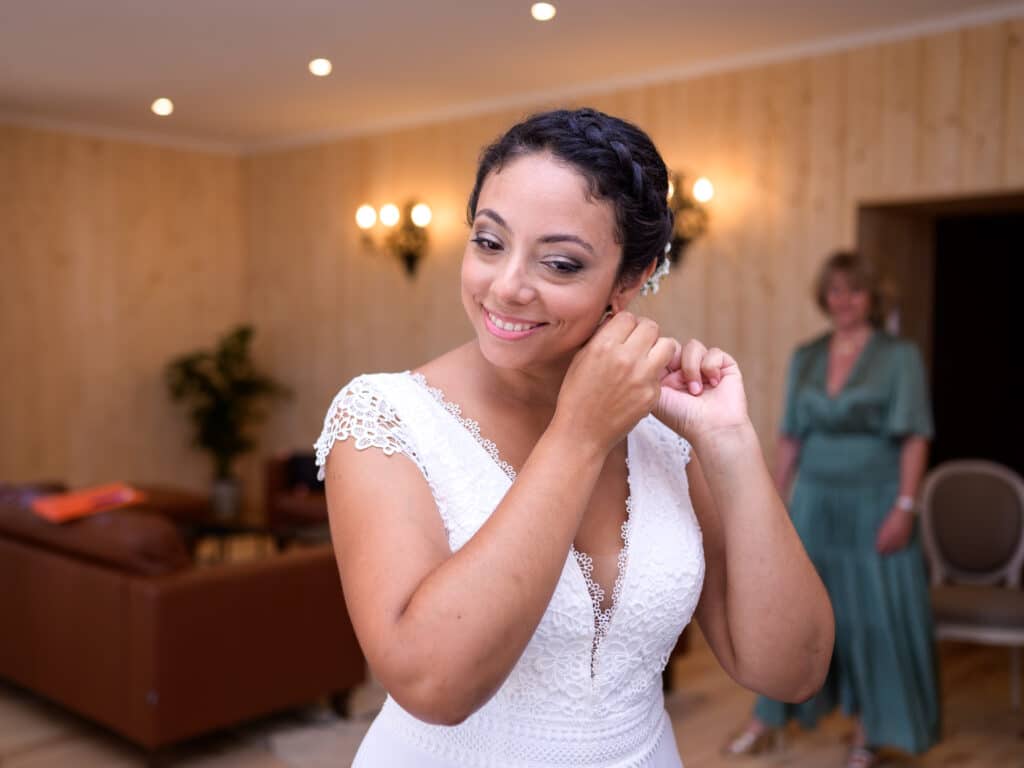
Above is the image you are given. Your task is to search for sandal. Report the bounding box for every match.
[846,746,878,768]
[721,724,784,756]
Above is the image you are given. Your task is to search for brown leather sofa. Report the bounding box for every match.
[0,484,364,750]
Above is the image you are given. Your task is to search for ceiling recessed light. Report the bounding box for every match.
[308,58,333,77]
[150,98,174,117]
[531,2,556,21]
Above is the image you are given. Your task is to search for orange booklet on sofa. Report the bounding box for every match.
[31,483,146,523]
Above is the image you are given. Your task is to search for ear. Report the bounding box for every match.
[609,260,659,312]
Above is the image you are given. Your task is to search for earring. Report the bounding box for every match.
[599,305,615,326]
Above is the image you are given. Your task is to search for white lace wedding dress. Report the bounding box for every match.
[314,372,706,767]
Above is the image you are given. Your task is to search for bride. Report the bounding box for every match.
[315,108,833,767]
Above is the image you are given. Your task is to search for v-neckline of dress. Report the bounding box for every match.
[406,370,633,678]
[823,330,877,400]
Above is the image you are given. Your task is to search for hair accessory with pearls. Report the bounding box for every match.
[641,249,671,296]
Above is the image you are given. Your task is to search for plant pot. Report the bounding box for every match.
[211,478,240,521]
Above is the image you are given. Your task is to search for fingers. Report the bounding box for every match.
[679,339,736,394]
[875,517,899,554]
[623,316,661,357]
[594,311,639,345]
[680,339,708,394]
[647,337,678,375]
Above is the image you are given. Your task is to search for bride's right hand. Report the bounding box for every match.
[554,312,678,454]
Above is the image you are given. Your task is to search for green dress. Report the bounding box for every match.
[754,331,940,754]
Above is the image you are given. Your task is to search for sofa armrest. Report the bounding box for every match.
[127,545,364,748]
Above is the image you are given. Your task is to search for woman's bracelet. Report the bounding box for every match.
[896,495,916,514]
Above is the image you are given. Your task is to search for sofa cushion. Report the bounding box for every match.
[0,484,189,576]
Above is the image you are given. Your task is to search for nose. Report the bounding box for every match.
[490,252,538,306]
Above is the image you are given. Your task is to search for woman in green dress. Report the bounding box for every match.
[723,251,939,768]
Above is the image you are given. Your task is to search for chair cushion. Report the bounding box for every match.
[931,584,1024,629]
[0,484,190,576]
[930,472,1022,574]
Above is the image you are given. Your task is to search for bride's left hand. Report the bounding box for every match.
[653,339,751,441]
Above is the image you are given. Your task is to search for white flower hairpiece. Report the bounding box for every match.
[641,248,672,296]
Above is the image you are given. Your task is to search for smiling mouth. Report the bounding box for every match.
[486,310,545,332]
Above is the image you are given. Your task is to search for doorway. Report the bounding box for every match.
[858,194,1024,474]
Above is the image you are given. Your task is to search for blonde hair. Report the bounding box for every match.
[813,251,885,327]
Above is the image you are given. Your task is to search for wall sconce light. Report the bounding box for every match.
[666,171,712,264]
[355,200,432,276]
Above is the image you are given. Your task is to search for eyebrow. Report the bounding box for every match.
[475,208,595,255]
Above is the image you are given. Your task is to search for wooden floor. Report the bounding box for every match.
[0,632,1020,766]
[669,631,1024,767]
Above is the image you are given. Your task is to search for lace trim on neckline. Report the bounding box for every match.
[573,502,632,677]
[406,369,633,679]
[408,371,517,481]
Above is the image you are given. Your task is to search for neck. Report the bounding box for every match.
[833,322,872,342]
[466,341,568,412]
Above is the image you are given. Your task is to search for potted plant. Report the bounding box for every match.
[165,325,289,520]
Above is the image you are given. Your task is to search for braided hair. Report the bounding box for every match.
[466,108,673,285]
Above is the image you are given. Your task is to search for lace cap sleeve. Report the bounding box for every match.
[313,376,416,481]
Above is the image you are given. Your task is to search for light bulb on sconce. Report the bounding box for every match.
[378,203,400,228]
[692,177,714,204]
[410,203,432,228]
[355,200,433,277]
[355,205,377,230]
[665,170,712,264]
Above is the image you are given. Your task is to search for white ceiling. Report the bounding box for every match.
[1,0,1021,152]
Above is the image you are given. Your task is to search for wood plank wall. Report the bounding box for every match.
[3,17,1022,511]
[0,127,246,494]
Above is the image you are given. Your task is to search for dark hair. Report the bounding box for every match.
[814,250,885,327]
[466,108,673,285]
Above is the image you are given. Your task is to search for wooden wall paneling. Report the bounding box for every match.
[0,125,246,498]
[804,52,846,334]
[842,45,885,244]
[626,78,707,360]
[416,114,488,360]
[66,138,116,486]
[959,24,1007,189]
[756,59,812,443]
[316,138,365,414]
[722,67,774,438]
[1005,20,1024,186]
[23,131,89,483]
[0,127,17,476]
[269,145,338,455]
[880,39,923,197]
[919,30,962,193]
[246,146,340,461]
[701,72,748,362]
[6,130,41,477]
[110,144,247,494]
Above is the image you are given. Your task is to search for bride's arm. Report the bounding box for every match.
[688,438,832,702]
[325,421,603,725]
[655,339,833,701]
[326,314,675,725]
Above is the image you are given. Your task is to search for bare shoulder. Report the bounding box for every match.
[322,399,451,667]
